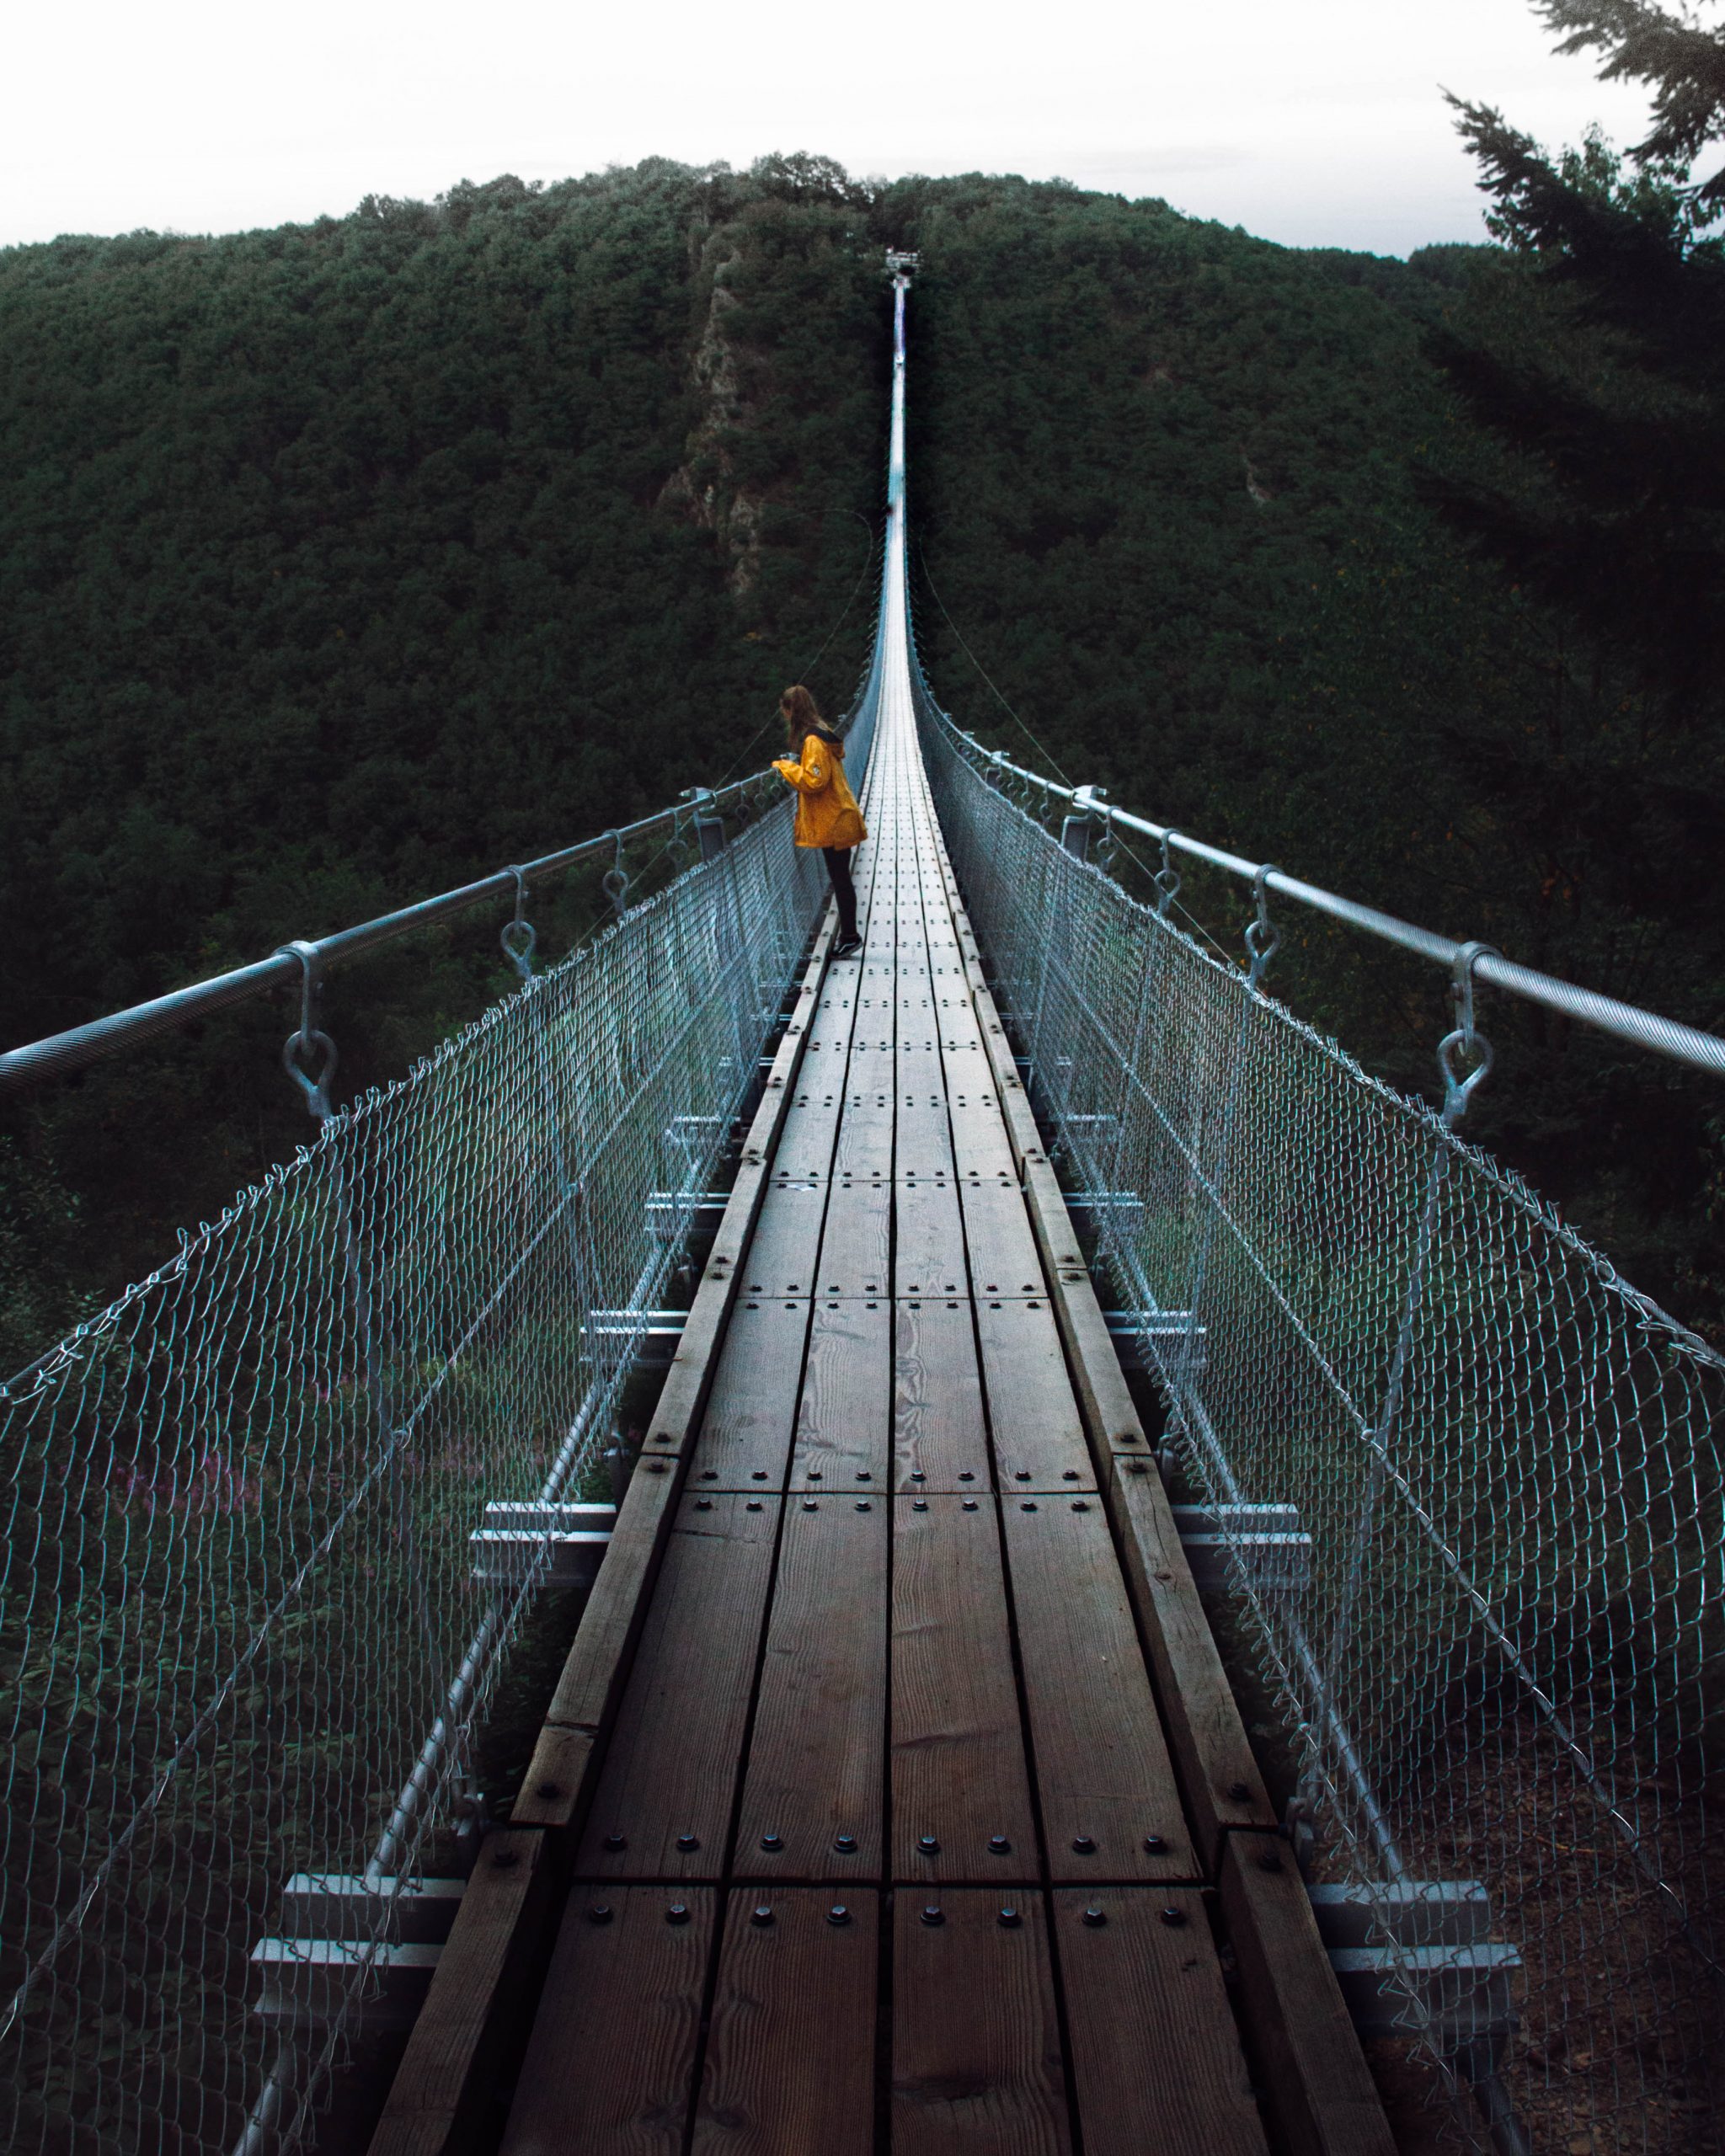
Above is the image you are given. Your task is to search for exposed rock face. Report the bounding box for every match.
[661,237,766,595]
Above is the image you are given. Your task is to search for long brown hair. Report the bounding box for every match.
[781,683,843,753]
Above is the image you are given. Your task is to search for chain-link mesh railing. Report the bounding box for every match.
[0,688,883,2153]
[916,671,1722,2154]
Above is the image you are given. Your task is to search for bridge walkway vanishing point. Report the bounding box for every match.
[370,288,1396,2156]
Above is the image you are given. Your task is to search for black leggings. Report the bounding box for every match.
[823,846,859,942]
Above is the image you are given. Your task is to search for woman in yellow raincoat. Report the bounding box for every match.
[772,684,868,958]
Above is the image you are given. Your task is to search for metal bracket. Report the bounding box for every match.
[1060,784,1108,862]
[601,830,630,916]
[681,787,726,863]
[499,867,537,980]
[1103,1308,1206,1374]
[1155,830,1183,918]
[1244,864,1281,990]
[1439,941,1498,1126]
[275,940,338,1121]
[469,1501,617,1588]
[1171,1502,1313,1593]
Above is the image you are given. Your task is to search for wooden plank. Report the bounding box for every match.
[891,1888,1072,2156]
[892,1299,991,1494]
[370,1829,550,2156]
[808,1179,892,1296]
[691,1889,878,2154]
[739,1184,829,1297]
[1104,1462,1274,1856]
[891,1495,1037,1881]
[686,1299,811,1492]
[1018,1169,1155,1462]
[833,1052,896,1170]
[956,1173,1044,1294]
[768,969,862,1185]
[574,1494,781,1879]
[975,1296,1096,1492]
[510,1725,597,1831]
[1218,1837,1397,2156]
[770,1097,841,1185]
[894,1175,969,1296]
[1000,1496,1194,1882]
[788,1299,890,1490]
[947,1095,1020,1182]
[734,1494,888,1878]
[1050,1886,1268,2156]
[895,1081,956,1177]
[499,1884,718,2155]
[540,1457,685,1735]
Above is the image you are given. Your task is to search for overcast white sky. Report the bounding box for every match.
[3,0,1659,256]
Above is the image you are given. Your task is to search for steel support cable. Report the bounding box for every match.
[927,715,1725,1079]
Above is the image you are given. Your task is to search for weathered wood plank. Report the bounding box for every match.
[975,1295,1096,1492]
[1218,1836,1397,2156]
[892,1298,991,1494]
[370,1829,550,2156]
[1106,1461,1274,1856]
[1051,1886,1268,2156]
[539,1457,686,1736]
[734,1495,888,1879]
[956,1171,1044,1293]
[891,1888,1072,2155]
[574,1494,781,1879]
[832,1052,897,1182]
[738,1184,829,1297]
[509,1725,597,1832]
[808,1179,892,1296]
[691,1889,879,2154]
[891,1495,1037,1881]
[1000,1496,1194,1882]
[499,1884,718,2154]
[788,1299,890,1491]
[895,1082,956,1177]
[894,1175,969,1296]
[685,1299,811,1492]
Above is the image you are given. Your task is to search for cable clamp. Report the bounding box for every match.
[277,939,338,1120]
[500,867,537,979]
[601,830,631,916]
[1439,941,1498,1125]
[1244,864,1282,989]
[1156,830,1183,917]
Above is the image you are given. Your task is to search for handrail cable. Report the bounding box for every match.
[0,764,782,1095]
[925,704,1725,1079]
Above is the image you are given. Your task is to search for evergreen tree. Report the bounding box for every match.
[1434,2,1725,723]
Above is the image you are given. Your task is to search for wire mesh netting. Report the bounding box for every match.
[916,670,1723,2153]
[0,700,883,2151]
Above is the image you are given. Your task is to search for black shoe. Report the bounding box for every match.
[830,934,862,959]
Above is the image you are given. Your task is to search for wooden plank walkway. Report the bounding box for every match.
[371,616,1395,2156]
[370,274,1394,2156]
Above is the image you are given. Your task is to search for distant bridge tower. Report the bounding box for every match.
[884,248,921,283]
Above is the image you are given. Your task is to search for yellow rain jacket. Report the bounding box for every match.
[772,732,867,850]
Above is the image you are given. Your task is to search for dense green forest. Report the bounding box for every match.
[3,131,1721,1366]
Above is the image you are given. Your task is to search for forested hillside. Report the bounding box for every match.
[3,152,1720,1361]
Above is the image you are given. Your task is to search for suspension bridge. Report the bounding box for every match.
[2,263,1720,2156]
